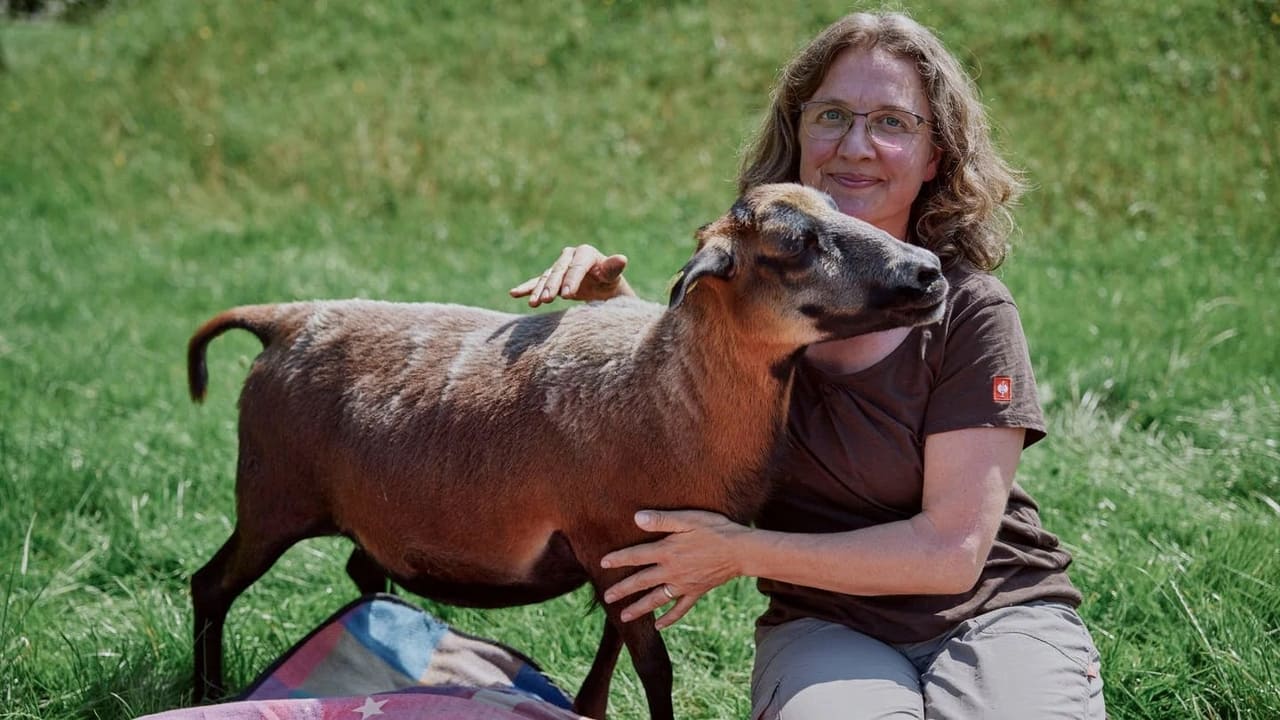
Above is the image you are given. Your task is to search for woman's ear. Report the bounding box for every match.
[923,142,942,183]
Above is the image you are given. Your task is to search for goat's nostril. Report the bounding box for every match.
[917,265,941,288]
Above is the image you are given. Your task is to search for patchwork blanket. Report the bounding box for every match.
[139,594,587,720]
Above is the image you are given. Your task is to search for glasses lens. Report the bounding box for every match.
[867,110,922,149]
[803,103,851,141]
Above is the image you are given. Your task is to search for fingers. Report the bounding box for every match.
[560,246,624,300]
[620,585,677,623]
[509,247,570,307]
[542,246,578,303]
[521,246,575,307]
[597,509,743,630]
[508,277,539,298]
[633,509,724,533]
[601,553,713,625]
[656,593,700,630]
[599,532,671,570]
[599,509,732,570]
[602,562,665,602]
[510,245,617,307]
[587,254,628,286]
[617,585,704,628]
[564,251,623,299]
[599,555,706,627]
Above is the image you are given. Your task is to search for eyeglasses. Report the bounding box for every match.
[799,101,932,150]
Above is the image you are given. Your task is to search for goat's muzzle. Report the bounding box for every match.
[876,258,947,316]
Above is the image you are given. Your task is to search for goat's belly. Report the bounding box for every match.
[356,526,589,608]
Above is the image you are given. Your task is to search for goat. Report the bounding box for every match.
[186,183,948,719]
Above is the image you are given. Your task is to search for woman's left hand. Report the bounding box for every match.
[600,510,750,629]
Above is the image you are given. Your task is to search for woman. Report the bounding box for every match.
[511,11,1104,719]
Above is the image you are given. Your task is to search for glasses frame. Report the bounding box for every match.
[798,101,933,148]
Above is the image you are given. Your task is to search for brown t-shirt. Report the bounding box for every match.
[756,263,1081,644]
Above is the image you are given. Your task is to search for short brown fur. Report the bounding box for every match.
[186,184,947,719]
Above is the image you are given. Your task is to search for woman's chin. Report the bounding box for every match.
[833,204,912,241]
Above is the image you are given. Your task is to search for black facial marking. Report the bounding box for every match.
[754,254,813,290]
[809,311,888,339]
[756,252,809,272]
[868,283,932,310]
[769,347,807,383]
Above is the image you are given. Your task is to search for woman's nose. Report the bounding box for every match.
[836,118,876,159]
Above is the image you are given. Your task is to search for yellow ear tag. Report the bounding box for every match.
[665,267,686,293]
[666,269,699,297]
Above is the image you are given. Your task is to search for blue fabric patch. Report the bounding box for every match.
[343,597,447,679]
[514,663,574,709]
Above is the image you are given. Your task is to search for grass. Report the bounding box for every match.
[1,0,1277,717]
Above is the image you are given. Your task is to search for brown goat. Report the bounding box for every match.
[186,183,947,719]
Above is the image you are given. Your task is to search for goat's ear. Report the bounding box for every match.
[668,244,734,309]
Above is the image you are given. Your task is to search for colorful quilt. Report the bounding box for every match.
[138,594,588,720]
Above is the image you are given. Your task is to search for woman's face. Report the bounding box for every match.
[798,48,941,241]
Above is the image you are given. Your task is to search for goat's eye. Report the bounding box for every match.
[777,233,809,257]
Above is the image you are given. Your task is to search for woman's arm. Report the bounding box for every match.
[600,426,1026,629]
[509,244,635,307]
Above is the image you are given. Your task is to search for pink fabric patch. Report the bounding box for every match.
[136,689,588,720]
[274,620,347,688]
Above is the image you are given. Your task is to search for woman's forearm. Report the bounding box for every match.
[739,515,983,597]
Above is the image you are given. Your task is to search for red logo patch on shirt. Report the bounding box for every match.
[993,376,1013,403]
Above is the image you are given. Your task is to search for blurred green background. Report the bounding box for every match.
[1,1,1277,718]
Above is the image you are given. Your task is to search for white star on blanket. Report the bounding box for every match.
[353,696,387,719]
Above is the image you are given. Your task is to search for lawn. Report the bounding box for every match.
[1,1,1277,718]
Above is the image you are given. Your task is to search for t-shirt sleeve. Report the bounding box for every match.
[923,294,1047,447]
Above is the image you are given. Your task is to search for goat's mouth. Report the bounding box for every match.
[872,295,946,330]
[805,300,945,341]
[805,280,948,339]
[900,282,949,323]
[904,296,946,325]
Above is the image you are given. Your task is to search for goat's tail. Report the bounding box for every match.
[187,305,285,403]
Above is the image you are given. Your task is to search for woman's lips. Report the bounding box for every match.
[827,172,880,189]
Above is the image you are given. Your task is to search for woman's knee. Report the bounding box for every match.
[921,603,1105,720]
[752,618,923,720]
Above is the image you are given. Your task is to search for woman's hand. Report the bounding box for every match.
[509,244,632,307]
[600,510,750,629]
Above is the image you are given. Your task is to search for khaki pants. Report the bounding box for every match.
[751,602,1105,720]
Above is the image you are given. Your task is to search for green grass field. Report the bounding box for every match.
[1,1,1277,717]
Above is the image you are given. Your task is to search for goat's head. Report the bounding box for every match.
[669,183,948,346]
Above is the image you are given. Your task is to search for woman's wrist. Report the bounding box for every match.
[729,525,774,581]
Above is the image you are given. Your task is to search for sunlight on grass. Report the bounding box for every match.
[1,1,1277,718]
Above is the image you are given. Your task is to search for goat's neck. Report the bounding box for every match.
[643,297,799,466]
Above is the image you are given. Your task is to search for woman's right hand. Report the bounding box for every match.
[509,244,633,307]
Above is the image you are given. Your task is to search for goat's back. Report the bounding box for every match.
[221,298,709,498]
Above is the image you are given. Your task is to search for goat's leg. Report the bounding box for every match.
[613,612,674,720]
[191,528,300,703]
[346,546,392,596]
[573,619,623,719]
[570,534,674,720]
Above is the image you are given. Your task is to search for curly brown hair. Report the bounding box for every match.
[738,11,1026,271]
